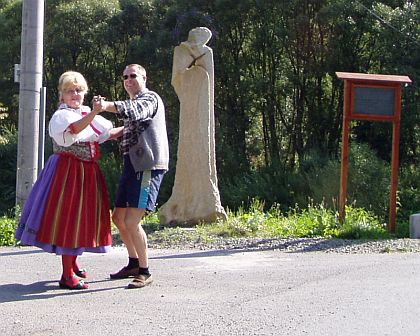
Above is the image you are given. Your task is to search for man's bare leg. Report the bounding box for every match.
[109,207,143,279]
[112,207,137,258]
[124,207,148,268]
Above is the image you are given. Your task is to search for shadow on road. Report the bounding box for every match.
[0,278,124,304]
[0,248,44,257]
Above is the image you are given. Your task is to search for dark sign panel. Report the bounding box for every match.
[353,87,395,116]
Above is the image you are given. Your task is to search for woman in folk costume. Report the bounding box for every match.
[15,71,122,290]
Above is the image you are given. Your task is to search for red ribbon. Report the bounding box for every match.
[81,111,101,160]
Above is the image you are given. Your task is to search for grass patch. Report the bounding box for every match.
[0,199,396,247]
[147,199,391,246]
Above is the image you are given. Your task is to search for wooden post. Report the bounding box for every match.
[389,85,402,233]
[339,81,350,223]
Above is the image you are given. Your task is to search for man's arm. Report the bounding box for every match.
[94,93,158,122]
[93,97,117,113]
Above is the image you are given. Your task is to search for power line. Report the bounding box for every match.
[355,0,420,46]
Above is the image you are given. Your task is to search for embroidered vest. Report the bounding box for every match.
[52,140,97,161]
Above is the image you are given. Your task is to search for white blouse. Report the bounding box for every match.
[49,104,113,147]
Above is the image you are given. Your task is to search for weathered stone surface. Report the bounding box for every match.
[409,213,420,239]
[159,27,227,226]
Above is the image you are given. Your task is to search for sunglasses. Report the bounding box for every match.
[122,73,141,80]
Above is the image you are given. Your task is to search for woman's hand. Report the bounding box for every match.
[92,95,105,113]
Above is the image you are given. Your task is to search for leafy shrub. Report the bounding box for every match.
[98,150,122,206]
[219,164,300,213]
[338,205,389,239]
[0,125,17,215]
[395,165,420,237]
[220,142,391,224]
[346,142,390,220]
[296,148,341,209]
[0,213,17,246]
[142,211,162,234]
[191,199,389,240]
[203,199,268,238]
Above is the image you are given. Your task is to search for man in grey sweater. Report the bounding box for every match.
[93,64,169,288]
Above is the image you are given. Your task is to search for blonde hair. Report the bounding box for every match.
[58,71,88,102]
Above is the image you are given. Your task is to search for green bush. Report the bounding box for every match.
[0,198,397,247]
[0,214,17,246]
[188,199,389,241]
[296,148,341,209]
[338,205,389,239]
[0,125,17,215]
[395,165,420,237]
[204,199,268,238]
[220,142,392,224]
[346,142,390,220]
[219,164,300,213]
[98,150,122,206]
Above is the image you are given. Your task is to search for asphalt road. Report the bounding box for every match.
[1,246,420,336]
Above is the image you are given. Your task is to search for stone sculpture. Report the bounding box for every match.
[159,27,227,225]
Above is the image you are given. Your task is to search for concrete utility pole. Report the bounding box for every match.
[16,0,44,207]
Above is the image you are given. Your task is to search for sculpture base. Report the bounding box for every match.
[159,207,227,227]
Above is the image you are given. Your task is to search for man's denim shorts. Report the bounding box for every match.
[114,155,166,211]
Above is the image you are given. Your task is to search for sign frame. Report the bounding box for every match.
[336,72,412,233]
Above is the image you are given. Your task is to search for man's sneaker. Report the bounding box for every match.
[109,266,138,279]
[127,274,153,289]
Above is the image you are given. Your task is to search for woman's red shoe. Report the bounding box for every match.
[74,268,88,278]
[59,275,88,290]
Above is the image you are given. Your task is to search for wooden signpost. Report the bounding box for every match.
[336,72,412,233]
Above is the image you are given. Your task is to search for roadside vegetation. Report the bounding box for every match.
[0,1,418,246]
[2,125,418,247]
[2,198,408,248]
[142,201,393,248]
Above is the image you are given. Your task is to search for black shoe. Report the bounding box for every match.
[110,266,138,279]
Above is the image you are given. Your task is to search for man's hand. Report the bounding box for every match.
[92,95,117,113]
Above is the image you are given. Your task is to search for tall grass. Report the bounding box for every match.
[190,199,389,240]
[0,198,399,248]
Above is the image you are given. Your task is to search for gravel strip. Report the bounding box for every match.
[148,236,420,253]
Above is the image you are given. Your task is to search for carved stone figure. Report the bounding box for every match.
[159,27,227,225]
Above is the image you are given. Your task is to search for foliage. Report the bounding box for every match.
[338,205,389,239]
[220,141,394,223]
[395,165,420,237]
[219,163,294,212]
[0,0,418,225]
[0,197,408,247]
[141,211,162,235]
[147,199,391,247]
[264,203,341,238]
[0,125,17,215]
[0,216,16,246]
[205,199,268,238]
[0,0,21,127]
[97,145,123,206]
[0,208,18,246]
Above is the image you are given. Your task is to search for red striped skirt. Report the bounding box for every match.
[36,153,112,249]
